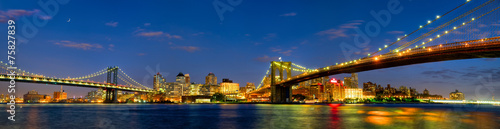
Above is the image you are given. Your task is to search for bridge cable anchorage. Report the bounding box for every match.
[417,6,500,48]
[394,0,495,52]
[117,69,151,90]
[365,0,481,58]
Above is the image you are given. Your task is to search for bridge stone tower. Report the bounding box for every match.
[104,66,118,103]
[270,61,292,103]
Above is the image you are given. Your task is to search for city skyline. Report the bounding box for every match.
[0,0,499,100]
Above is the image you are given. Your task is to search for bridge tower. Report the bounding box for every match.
[104,66,119,103]
[270,61,292,103]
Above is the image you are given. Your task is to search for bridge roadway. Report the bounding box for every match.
[0,75,154,93]
[275,37,500,86]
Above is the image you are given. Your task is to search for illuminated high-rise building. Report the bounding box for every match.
[176,72,189,96]
[185,74,190,84]
[153,72,167,92]
[205,72,217,85]
[343,73,358,88]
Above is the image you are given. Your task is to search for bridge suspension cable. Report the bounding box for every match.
[69,68,112,80]
[417,5,500,48]
[366,0,473,58]
[256,64,271,89]
[117,68,151,90]
[393,0,495,52]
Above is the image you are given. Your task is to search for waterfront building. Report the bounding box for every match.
[189,83,203,96]
[345,88,363,99]
[220,78,239,100]
[417,89,443,100]
[23,90,49,103]
[450,89,465,100]
[205,72,217,85]
[54,91,67,102]
[245,82,256,92]
[200,84,220,96]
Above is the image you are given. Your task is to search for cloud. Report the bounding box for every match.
[137,31,164,37]
[316,28,348,39]
[387,31,404,34]
[263,33,277,41]
[192,32,205,36]
[170,46,200,52]
[270,47,294,56]
[300,40,309,45]
[108,44,115,51]
[165,33,182,39]
[136,31,182,39]
[316,20,364,40]
[144,23,151,26]
[254,55,279,62]
[279,50,293,56]
[0,9,51,23]
[478,24,487,28]
[53,40,103,50]
[280,12,297,17]
[105,21,118,27]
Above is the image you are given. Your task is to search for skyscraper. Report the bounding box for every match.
[205,72,217,85]
[185,74,190,84]
[153,72,166,92]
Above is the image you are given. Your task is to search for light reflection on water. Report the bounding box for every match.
[0,104,499,129]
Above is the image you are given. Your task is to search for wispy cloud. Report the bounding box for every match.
[53,40,103,50]
[137,31,164,37]
[387,31,404,34]
[192,32,205,36]
[263,33,277,41]
[170,46,200,52]
[280,12,297,17]
[270,47,294,56]
[138,53,147,56]
[105,21,118,27]
[144,23,151,26]
[254,55,279,62]
[316,20,364,40]
[136,31,183,39]
[0,9,51,23]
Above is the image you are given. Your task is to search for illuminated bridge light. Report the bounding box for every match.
[427,20,431,24]
[436,15,440,19]
[374,57,378,61]
[445,31,448,34]
[420,25,423,28]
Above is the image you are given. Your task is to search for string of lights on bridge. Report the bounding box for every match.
[338,0,495,67]
[366,0,475,59]
[395,0,494,52]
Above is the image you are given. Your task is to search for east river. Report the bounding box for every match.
[1,104,499,129]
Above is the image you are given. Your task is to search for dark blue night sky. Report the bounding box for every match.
[0,0,499,100]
